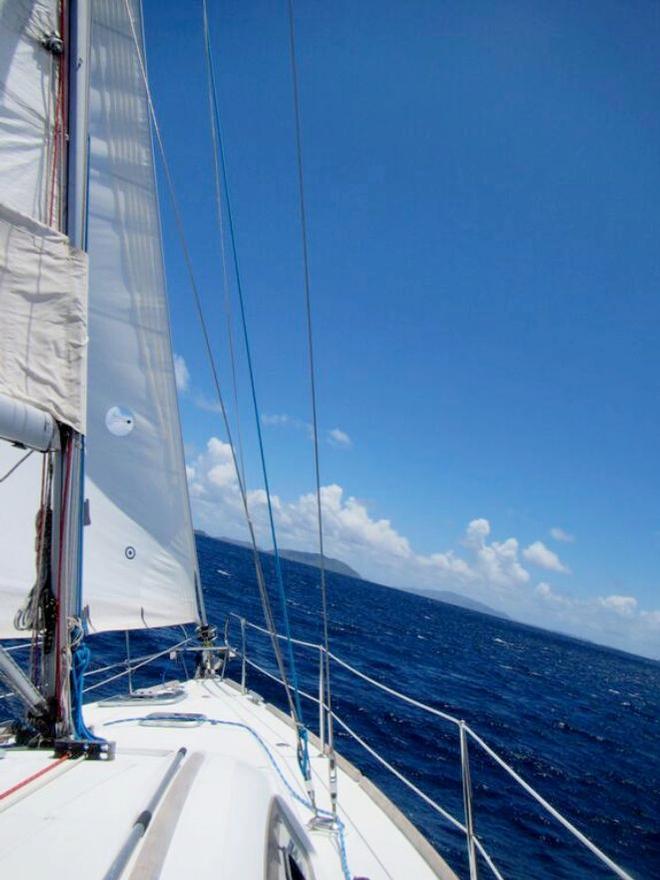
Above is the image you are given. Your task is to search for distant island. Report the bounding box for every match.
[403,588,509,619]
[276,548,361,579]
[195,531,361,579]
[194,531,507,615]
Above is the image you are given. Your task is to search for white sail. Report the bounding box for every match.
[0,0,79,639]
[82,0,202,632]
[0,0,62,225]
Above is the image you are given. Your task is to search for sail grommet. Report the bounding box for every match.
[105,406,134,436]
[125,546,136,560]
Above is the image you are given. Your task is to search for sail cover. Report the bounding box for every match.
[0,204,88,433]
[82,0,202,632]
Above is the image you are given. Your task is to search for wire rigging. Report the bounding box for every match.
[285,0,338,813]
[0,449,33,483]
[201,0,247,494]
[120,0,309,784]
[201,0,313,785]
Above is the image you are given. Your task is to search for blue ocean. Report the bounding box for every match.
[51,535,660,878]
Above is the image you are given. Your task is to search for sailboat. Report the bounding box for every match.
[0,3,638,879]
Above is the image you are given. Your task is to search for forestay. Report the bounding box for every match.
[0,0,70,639]
[83,0,202,632]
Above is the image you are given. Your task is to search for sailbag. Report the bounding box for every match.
[82,0,201,632]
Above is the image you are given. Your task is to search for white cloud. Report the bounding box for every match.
[523,540,570,574]
[185,437,659,659]
[598,595,638,617]
[173,354,190,393]
[535,581,570,606]
[187,445,530,594]
[463,519,530,587]
[550,526,574,543]
[193,393,222,414]
[261,413,313,439]
[532,583,659,656]
[328,428,352,448]
[261,413,290,427]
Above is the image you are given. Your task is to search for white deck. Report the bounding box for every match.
[0,676,458,880]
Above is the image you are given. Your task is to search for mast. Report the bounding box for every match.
[42,0,91,738]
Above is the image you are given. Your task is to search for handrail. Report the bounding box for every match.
[242,652,467,834]
[0,620,636,880]
[230,612,322,651]
[83,637,194,694]
[225,613,635,880]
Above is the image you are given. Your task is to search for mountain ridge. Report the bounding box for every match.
[405,587,509,619]
[195,531,361,579]
[195,532,506,616]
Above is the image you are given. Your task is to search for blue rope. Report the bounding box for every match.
[70,631,103,742]
[104,714,351,879]
[203,13,308,769]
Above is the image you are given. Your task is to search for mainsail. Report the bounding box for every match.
[82,0,202,632]
[0,0,201,639]
[0,0,85,639]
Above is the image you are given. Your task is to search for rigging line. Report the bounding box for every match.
[201,0,247,494]
[119,0,300,733]
[0,449,33,483]
[203,2,308,736]
[285,0,337,777]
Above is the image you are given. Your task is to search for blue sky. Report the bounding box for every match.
[143,0,660,658]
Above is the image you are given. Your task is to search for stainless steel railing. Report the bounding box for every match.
[225,612,634,880]
[0,620,636,880]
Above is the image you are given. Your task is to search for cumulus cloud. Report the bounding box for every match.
[550,527,574,543]
[328,428,352,448]
[523,540,570,574]
[463,519,530,587]
[189,437,411,563]
[185,437,659,658]
[173,354,190,393]
[187,440,519,584]
[532,582,658,656]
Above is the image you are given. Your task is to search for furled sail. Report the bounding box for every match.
[0,0,62,225]
[0,0,86,639]
[82,0,202,632]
